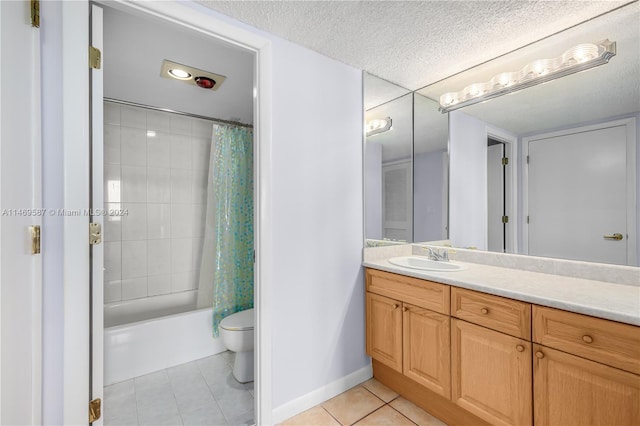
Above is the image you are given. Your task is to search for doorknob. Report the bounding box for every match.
[603,233,623,241]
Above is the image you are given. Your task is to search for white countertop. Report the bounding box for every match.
[363,258,640,326]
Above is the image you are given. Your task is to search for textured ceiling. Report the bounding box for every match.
[198,0,630,91]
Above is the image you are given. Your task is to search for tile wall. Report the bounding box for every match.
[103,101,213,305]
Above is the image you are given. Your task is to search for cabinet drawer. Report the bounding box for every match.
[451,287,531,339]
[366,269,449,314]
[533,305,640,374]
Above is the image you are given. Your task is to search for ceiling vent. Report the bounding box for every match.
[160,59,226,90]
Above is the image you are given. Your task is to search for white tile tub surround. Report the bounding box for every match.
[104,301,225,385]
[103,101,213,313]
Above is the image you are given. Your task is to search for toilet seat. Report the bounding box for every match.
[220,308,254,331]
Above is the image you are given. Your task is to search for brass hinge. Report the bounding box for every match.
[89,222,102,245]
[29,225,41,254]
[501,157,509,166]
[31,0,40,28]
[502,216,509,224]
[89,398,101,423]
[89,46,102,69]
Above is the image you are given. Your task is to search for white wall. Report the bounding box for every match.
[40,0,366,421]
[268,37,366,409]
[449,111,487,249]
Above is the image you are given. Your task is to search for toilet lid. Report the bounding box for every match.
[220,308,254,331]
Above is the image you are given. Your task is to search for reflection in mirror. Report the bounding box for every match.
[364,73,412,245]
[416,3,639,266]
[413,93,449,243]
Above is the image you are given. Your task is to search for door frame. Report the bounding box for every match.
[62,0,273,423]
[522,117,637,265]
[485,125,517,254]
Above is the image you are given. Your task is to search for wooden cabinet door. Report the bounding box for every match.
[533,344,640,426]
[403,304,451,399]
[366,292,402,372]
[452,319,532,426]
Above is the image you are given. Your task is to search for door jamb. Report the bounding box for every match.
[63,0,274,423]
[485,125,518,254]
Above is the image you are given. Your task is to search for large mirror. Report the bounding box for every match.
[365,3,639,266]
[364,75,449,246]
[415,3,639,266]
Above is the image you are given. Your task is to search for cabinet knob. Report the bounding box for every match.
[516,345,525,352]
[582,335,594,344]
[393,304,399,310]
[480,308,489,315]
[535,351,545,359]
[403,306,409,312]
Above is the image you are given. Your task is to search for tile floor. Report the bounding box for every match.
[281,379,447,426]
[104,351,254,426]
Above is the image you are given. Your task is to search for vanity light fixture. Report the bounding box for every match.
[366,117,393,137]
[438,39,616,113]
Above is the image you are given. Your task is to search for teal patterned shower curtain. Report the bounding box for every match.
[197,124,254,336]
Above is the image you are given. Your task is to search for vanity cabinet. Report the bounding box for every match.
[532,306,640,425]
[403,304,450,398]
[533,344,640,426]
[365,268,640,426]
[366,292,402,372]
[365,269,451,398]
[451,319,532,426]
[450,288,533,426]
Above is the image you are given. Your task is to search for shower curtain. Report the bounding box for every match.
[197,124,254,336]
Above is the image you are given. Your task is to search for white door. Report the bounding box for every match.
[487,142,504,252]
[0,1,43,423]
[382,161,413,242]
[527,124,631,265]
[90,4,105,425]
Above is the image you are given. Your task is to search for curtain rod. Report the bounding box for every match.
[104,98,253,129]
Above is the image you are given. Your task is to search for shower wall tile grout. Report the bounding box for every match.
[103,101,214,306]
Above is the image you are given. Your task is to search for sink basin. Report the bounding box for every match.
[387,256,464,272]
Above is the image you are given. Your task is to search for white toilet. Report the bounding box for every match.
[219,308,254,383]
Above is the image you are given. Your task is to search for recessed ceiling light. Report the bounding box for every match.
[168,68,192,80]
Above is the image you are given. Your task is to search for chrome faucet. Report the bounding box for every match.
[425,247,449,262]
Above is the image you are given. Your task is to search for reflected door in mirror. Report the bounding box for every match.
[383,161,413,242]
[527,123,628,265]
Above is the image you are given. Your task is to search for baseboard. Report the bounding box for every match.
[272,363,373,424]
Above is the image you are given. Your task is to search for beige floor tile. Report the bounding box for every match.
[280,406,341,426]
[361,379,399,403]
[390,397,447,426]
[322,386,385,425]
[353,406,414,425]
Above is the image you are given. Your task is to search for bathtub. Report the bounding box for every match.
[104,291,225,385]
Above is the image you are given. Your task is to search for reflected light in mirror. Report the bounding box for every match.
[366,117,393,137]
[439,39,616,113]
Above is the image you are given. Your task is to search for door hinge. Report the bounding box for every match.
[89,222,102,245]
[502,216,509,224]
[501,157,509,166]
[526,155,530,164]
[89,398,101,423]
[527,215,530,224]
[29,225,41,254]
[89,46,102,69]
[31,0,40,28]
